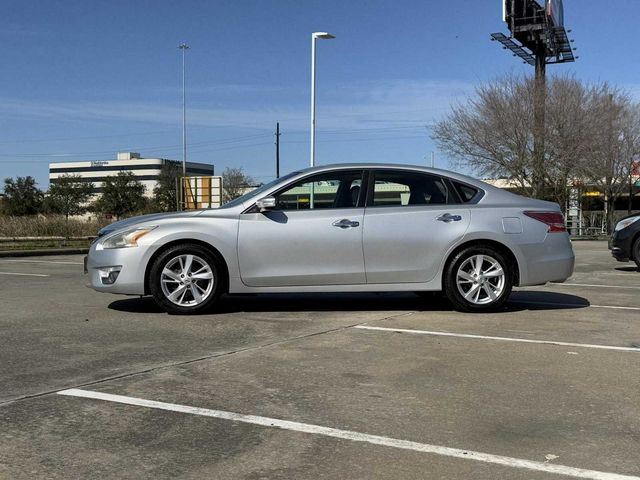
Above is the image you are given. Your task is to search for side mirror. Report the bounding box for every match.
[256,196,276,212]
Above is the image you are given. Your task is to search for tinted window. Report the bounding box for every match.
[274,171,364,211]
[370,171,449,207]
[452,181,479,203]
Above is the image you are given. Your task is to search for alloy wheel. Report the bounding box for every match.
[455,254,505,305]
[160,254,215,307]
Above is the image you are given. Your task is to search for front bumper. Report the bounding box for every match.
[609,228,635,262]
[86,242,158,295]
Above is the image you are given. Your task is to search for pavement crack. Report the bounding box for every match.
[0,310,414,408]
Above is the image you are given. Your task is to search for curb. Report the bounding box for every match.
[0,248,89,258]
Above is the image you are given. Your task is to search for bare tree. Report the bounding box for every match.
[432,74,535,196]
[580,87,640,232]
[432,75,640,223]
[222,167,255,203]
[543,77,594,211]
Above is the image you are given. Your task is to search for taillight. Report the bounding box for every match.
[524,211,567,233]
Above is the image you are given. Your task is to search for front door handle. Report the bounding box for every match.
[332,219,360,229]
[437,213,462,223]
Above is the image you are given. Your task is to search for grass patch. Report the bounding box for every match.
[0,215,108,238]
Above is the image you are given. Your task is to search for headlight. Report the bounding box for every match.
[100,226,157,249]
[614,216,640,232]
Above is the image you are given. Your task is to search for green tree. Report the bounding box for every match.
[2,176,44,216]
[45,174,94,220]
[93,172,146,219]
[152,161,182,212]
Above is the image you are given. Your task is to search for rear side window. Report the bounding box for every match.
[370,171,450,207]
[452,181,479,203]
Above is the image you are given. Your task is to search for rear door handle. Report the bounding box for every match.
[332,219,360,229]
[437,213,462,223]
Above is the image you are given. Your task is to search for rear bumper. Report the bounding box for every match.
[518,233,575,286]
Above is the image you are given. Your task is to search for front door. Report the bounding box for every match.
[238,170,366,287]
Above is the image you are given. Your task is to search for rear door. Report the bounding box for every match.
[362,169,470,284]
[238,169,367,287]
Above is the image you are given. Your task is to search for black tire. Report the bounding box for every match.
[443,245,513,313]
[633,237,640,271]
[149,243,224,315]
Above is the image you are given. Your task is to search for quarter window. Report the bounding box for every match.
[274,171,364,211]
[452,181,479,203]
[370,171,449,207]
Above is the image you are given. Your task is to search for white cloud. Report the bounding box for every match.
[0,79,474,132]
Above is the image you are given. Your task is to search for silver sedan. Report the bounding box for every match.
[86,164,575,313]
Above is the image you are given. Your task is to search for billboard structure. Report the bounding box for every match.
[546,0,564,27]
[493,0,575,66]
[491,0,576,202]
[179,176,224,210]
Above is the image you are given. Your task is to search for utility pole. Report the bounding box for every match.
[178,43,190,177]
[430,151,435,168]
[275,122,281,178]
[532,48,546,199]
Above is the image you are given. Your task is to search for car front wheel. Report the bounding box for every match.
[633,237,640,271]
[149,244,223,315]
[444,246,512,312]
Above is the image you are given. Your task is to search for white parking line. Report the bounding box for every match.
[512,300,640,311]
[57,388,639,480]
[354,326,640,353]
[551,282,640,290]
[0,271,49,277]
[1,259,83,265]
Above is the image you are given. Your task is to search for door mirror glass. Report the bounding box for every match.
[256,196,277,212]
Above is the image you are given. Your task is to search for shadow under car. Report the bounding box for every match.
[108,290,590,315]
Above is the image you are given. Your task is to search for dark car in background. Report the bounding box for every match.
[610,213,640,269]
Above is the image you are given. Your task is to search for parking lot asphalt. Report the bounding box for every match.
[0,240,639,479]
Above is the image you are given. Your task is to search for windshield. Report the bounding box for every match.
[219,171,301,209]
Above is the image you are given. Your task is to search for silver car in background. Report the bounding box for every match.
[86,164,575,314]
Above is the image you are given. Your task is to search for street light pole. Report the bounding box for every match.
[310,32,335,167]
[179,43,190,177]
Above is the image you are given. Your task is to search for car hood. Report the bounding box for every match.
[616,212,640,222]
[97,211,204,237]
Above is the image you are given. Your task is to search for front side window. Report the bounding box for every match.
[274,170,364,211]
[370,170,449,207]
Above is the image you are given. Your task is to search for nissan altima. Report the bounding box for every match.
[86,164,575,313]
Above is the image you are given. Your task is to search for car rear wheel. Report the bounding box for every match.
[149,243,223,315]
[444,246,512,312]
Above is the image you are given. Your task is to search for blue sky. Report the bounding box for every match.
[1,0,639,189]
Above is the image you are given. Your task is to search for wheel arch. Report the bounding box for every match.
[144,239,230,295]
[442,239,521,287]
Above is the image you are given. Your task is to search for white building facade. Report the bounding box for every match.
[48,152,214,197]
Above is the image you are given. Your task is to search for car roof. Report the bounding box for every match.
[295,163,493,190]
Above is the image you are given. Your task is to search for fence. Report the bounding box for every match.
[568,210,637,237]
